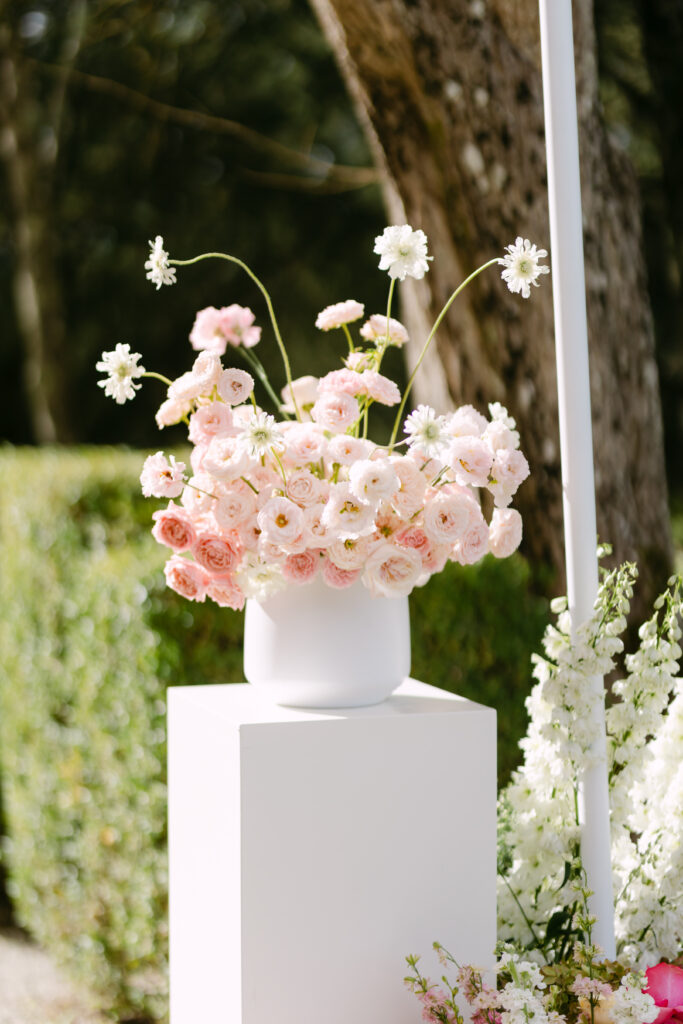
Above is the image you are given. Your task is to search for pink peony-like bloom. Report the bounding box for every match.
[190,305,261,354]
[389,455,428,517]
[164,555,209,602]
[280,375,319,417]
[181,472,216,515]
[326,434,373,466]
[311,391,359,433]
[286,469,325,508]
[155,395,192,429]
[345,350,376,372]
[359,313,409,348]
[363,370,401,407]
[203,436,255,483]
[283,423,328,465]
[449,436,494,488]
[318,368,367,396]
[483,419,518,452]
[152,502,197,552]
[315,299,364,331]
[282,549,321,584]
[303,504,331,549]
[321,558,360,589]
[453,515,490,565]
[206,575,245,610]
[349,458,399,505]
[188,402,234,445]
[363,541,423,597]
[193,531,242,576]
[169,352,222,403]
[140,452,186,498]
[423,490,472,545]
[489,507,523,558]
[644,963,683,1024]
[327,535,373,571]
[213,481,258,532]
[257,496,305,548]
[489,449,530,507]
[217,367,254,406]
[446,404,488,438]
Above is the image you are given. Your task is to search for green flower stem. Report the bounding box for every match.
[374,277,396,376]
[270,447,288,487]
[239,345,288,417]
[240,475,260,495]
[342,323,355,353]
[141,371,173,388]
[389,257,500,447]
[170,251,300,420]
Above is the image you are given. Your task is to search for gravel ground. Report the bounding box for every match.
[0,928,107,1024]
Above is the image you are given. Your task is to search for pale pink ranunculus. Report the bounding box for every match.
[257,496,305,548]
[396,525,430,556]
[445,404,488,438]
[389,455,428,517]
[644,963,683,1024]
[152,502,197,552]
[489,507,523,558]
[396,525,449,573]
[283,423,328,465]
[318,368,367,397]
[203,436,255,483]
[181,473,217,514]
[322,482,376,540]
[345,351,375,372]
[217,368,254,406]
[311,391,359,433]
[213,481,258,531]
[193,531,242,576]
[188,402,235,445]
[190,305,261,354]
[286,469,324,508]
[315,299,364,331]
[303,504,331,548]
[140,452,186,498]
[363,542,422,598]
[206,575,246,610]
[164,556,209,602]
[282,549,321,584]
[326,434,373,466]
[155,395,192,429]
[449,436,493,488]
[488,449,530,507]
[349,458,399,505]
[321,559,360,589]
[483,419,518,452]
[280,375,319,418]
[238,515,261,551]
[257,538,289,564]
[359,314,409,348]
[453,516,490,565]
[169,353,222,403]
[423,490,472,545]
[362,370,401,407]
[327,535,373,571]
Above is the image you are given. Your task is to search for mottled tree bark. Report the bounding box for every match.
[310,0,673,607]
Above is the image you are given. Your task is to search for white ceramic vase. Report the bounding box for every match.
[243,574,411,708]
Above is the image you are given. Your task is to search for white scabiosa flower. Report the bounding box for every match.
[373,224,432,281]
[499,237,549,298]
[145,235,177,289]
[236,555,286,601]
[237,410,284,458]
[403,404,448,458]
[96,343,146,404]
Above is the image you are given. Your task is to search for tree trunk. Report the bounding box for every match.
[309,0,673,610]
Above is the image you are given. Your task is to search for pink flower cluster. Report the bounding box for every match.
[141,301,529,609]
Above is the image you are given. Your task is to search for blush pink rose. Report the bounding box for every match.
[164,556,209,602]
[362,370,401,407]
[190,305,261,354]
[257,496,305,548]
[489,449,530,507]
[452,516,490,565]
[193,532,242,576]
[140,452,186,499]
[206,575,246,610]
[283,423,328,465]
[311,391,359,433]
[282,549,321,584]
[318,368,367,396]
[446,404,488,438]
[188,402,235,445]
[326,434,373,466]
[217,368,254,406]
[423,490,473,544]
[389,455,427,517]
[321,559,360,589]
[363,542,422,598]
[286,469,324,508]
[213,482,258,531]
[449,436,494,488]
[155,395,192,429]
[152,503,197,552]
[315,299,364,331]
[489,507,523,558]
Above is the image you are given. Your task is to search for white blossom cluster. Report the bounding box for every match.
[498,560,683,965]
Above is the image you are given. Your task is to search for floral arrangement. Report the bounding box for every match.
[407,560,683,1024]
[97,230,547,608]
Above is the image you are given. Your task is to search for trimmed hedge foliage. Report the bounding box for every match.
[0,446,547,1021]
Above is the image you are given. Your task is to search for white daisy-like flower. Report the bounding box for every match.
[403,404,449,458]
[373,224,432,281]
[96,343,146,404]
[145,235,177,289]
[498,237,549,298]
[237,410,285,458]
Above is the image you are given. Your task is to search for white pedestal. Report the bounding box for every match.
[168,679,496,1024]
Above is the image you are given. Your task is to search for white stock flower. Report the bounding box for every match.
[144,235,177,289]
[499,237,549,298]
[403,405,448,458]
[96,343,146,404]
[373,224,432,281]
[237,410,284,458]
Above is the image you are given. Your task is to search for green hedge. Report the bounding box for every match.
[0,446,547,1021]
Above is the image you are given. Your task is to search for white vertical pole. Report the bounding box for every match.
[537,0,615,956]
